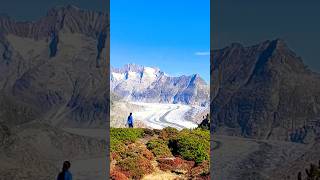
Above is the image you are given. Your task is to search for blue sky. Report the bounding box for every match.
[111,0,210,83]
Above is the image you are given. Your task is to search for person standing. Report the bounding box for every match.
[127,113,134,128]
[57,161,72,180]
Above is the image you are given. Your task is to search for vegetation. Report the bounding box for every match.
[110,127,210,179]
[170,128,210,164]
[198,114,210,130]
[146,139,173,158]
[159,126,179,140]
[110,128,144,143]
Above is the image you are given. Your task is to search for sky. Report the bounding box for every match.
[111,0,210,83]
[211,0,320,72]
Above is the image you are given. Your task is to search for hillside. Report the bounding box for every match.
[110,127,210,180]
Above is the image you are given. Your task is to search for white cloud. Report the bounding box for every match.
[194,51,210,56]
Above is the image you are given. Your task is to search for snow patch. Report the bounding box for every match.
[111,72,125,81]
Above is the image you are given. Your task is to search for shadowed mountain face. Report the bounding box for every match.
[0,5,109,180]
[211,39,320,141]
[0,5,109,128]
[111,64,209,106]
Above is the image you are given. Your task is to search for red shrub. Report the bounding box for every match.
[110,169,129,180]
[157,157,194,174]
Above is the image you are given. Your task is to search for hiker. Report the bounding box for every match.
[57,161,72,180]
[127,113,134,128]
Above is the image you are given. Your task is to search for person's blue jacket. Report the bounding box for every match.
[65,171,72,180]
[57,170,72,180]
[127,115,133,125]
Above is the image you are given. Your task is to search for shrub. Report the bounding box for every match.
[157,157,194,173]
[117,155,154,179]
[153,129,161,135]
[159,127,179,140]
[169,128,210,164]
[110,169,129,180]
[110,128,144,143]
[146,139,172,158]
[191,160,210,178]
[110,138,126,153]
[143,128,155,136]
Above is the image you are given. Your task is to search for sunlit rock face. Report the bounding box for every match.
[111,64,209,106]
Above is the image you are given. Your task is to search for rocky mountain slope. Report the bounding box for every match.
[0,5,109,128]
[111,64,209,106]
[0,5,109,179]
[211,39,320,142]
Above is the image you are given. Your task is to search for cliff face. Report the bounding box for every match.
[211,39,320,141]
[0,5,109,179]
[111,64,209,106]
[0,5,109,128]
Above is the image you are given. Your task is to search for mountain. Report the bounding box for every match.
[111,64,209,106]
[0,5,108,179]
[211,39,320,142]
[0,5,109,128]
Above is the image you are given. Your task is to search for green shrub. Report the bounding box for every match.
[110,138,126,153]
[142,128,155,136]
[153,129,161,135]
[159,127,179,140]
[110,128,144,143]
[169,128,210,164]
[146,139,172,158]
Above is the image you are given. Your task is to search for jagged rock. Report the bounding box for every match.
[211,39,320,141]
[0,5,109,128]
[111,64,209,106]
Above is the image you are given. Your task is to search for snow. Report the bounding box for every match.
[130,102,199,130]
[143,67,156,76]
[111,72,125,81]
[127,71,140,79]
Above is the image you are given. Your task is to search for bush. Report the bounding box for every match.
[117,154,154,179]
[146,139,172,158]
[110,169,129,180]
[143,128,155,136]
[110,128,144,143]
[191,160,210,178]
[159,127,179,140]
[110,138,126,153]
[169,128,210,164]
[153,129,161,135]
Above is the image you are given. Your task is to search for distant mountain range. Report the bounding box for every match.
[211,39,320,142]
[111,64,209,106]
[0,5,109,179]
[0,5,109,128]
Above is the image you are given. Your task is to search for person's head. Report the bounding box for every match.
[62,161,71,171]
[130,112,132,116]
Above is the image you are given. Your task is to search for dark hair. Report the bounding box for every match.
[62,161,71,171]
[130,112,132,115]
